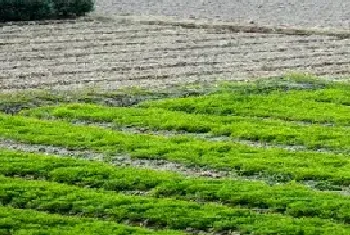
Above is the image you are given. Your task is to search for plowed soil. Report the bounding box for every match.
[1,13,349,93]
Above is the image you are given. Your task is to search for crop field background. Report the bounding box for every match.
[1,0,350,234]
[1,75,350,234]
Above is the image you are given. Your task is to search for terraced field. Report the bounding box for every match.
[1,74,350,234]
[2,6,350,233]
[1,14,350,93]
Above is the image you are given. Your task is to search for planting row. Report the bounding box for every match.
[139,79,350,125]
[2,148,350,222]
[2,175,350,234]
[14,76,350,152]
[0,205,183,235]
[21,102,350,152]
[1,114,350,185]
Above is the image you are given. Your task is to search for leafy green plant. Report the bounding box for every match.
[0,205,184,235]
[0,0,54,21]
[2,114,350,184]
[1,175,350,234]
[2,74,350,235]
[20,103,350,152]
[0,0,94,21]
[139,84,350,125]
[51,0,94,17]
[2,149,350,223]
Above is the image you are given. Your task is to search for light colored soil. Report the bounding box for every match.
[1,14,349,93]
[93,0,350,29]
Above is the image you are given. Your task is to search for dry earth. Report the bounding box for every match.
[94,0,350,29]
[0,13,350,93]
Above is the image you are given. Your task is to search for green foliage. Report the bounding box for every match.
[138,83,350,125]
[0,0,94,21]
[1,175,350,234]
[51,0,94,17]
[2,149,350,224]
[0,205,183,235]
[21,102,350,152]
[2,113,350,184]
[0,0,54,21]
[2,74,350,234]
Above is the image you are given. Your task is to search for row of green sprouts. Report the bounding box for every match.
[1,74,350,234]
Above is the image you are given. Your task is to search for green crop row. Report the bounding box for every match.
[0,205,183,235]
[2,148,350,223]
[138,79,350,125]
[0,148,179,191]
[2,114,350,185]
[20,103,350,152]
[2,175,350,234]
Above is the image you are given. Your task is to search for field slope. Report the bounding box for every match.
[1,74,350,234]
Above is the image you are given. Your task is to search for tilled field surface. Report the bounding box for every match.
[1,14,350,93]
[94,0,350,29]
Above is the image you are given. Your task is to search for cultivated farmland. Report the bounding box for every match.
[1,1,350,232]
[1,75,350,234]
[1,14,350,93]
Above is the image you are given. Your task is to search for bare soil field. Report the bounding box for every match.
[1,14,350,93]
[94,0,350,29]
